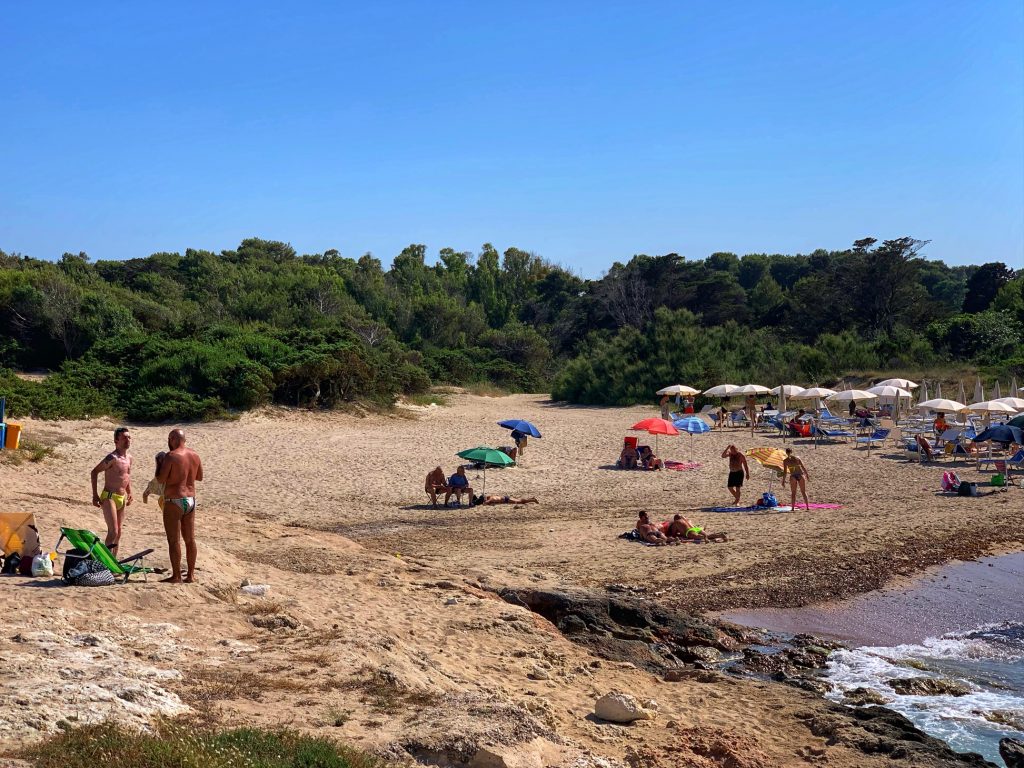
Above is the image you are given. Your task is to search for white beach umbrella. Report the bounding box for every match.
[916,381,930,408]
[867,385,913,399]
[994,397,1024,411]
[958,381,967,405]
[703,384,739,397]
[770,385,805,396]
[734,384,771,395]
[936,382,943,399]
[827,389,878,402]
[993,381,1002,400]
[656,384,700,396]
[966,398,1015,429]
[876,378,919,389]
[917,398,966,413]
[974,377,985,404]
[792,387,837,399]
[1012,377,1020,398]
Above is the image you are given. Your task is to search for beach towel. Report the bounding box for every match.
[618,530,659,546]
[664,460,702,471]
[705,503,842,513]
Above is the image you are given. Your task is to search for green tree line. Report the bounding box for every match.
[0,237,1019,419]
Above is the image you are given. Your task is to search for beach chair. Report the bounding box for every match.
[978,448,1024,472]
[855,428,890,449]
[55,528,155,583]
[816,425,855,443]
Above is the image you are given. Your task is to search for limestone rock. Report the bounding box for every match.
[887,677,970,697]
[843,687,887,706]
[594,692,656,723]
[1001,738,1024,768]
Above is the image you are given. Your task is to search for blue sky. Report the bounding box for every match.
[3,1,1022,276]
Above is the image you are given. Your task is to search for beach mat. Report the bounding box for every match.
[705,503,843,513]
[664,460,702,471]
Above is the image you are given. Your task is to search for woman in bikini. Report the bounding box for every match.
[782,447,810,511]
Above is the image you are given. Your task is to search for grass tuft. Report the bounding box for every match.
[404,393,449,407]
[18,720,387,768]
[464,381,508,398]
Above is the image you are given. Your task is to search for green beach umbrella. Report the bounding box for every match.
[456,446,515,497]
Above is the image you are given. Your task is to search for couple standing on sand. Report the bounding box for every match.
[90,427,203,583]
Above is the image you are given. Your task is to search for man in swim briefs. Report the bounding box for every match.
[721,444,750,504]
[425,467,448,508]
[666,514,727,543]
[156,428,204,584]
[90,426,134,555]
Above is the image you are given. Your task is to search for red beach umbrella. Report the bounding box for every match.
[630,418,679,455]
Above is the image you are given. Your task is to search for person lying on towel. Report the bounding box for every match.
[666,514,727,543]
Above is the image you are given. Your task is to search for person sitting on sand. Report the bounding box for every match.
[618,442,639,470]
[666,514,727,543]
[635,510,672,545]
[782,447,810,511]
[425,467,449,508]
[445,466,474,506]
[638,445,663,470]
[472,494,539,506]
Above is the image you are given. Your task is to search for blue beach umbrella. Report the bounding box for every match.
[673,416,711,461]
[497,419,542,438]
[973,424,1023,446]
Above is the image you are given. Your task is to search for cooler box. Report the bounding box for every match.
[4,423,21,450]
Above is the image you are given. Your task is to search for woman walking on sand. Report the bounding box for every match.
[782,448,810,511]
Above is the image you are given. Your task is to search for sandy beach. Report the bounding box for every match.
[1,392,1021,767]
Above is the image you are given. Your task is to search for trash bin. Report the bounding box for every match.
[4,423,21,450]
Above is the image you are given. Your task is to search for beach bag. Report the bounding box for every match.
[64,559,115,587]
[30,553,53,577]
[941,471,961,492]
[2,553,20,575]
[759,492,778,508]
[991,474,1006,487]
[957,482,978,498]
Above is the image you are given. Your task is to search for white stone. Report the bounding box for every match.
[594,692,656,723]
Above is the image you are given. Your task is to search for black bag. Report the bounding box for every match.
[2,553,21,575]
[957,482,978,497]
[62,548,115,586]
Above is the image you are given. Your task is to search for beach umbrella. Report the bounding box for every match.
[734,384,771,395]
[497,419,542,438]
[1009,414,1024,429]
[965,400,1016,415]
[673,416,711,460]
[995,397,1024,411]
[456,446,516,497]
[958,380,967,405]
[703,384,739,397]
[792,387,837,399]
[993,381,1002,400]
[936,382,943,399]
[867,385,913,421]
[876,378,919,389]
[1012,377,1020,398]
[828,389,878,402]
[917,398,967,413]
[656,384,699,396]
[916,381,930,408]
[770,385,805,396]
[746,447,787,478]
[973,424,1024,445]
[974,377,985,404]
[630,417,679,454]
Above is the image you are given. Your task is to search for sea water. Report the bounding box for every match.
[825,622,1024,764]
[721,552,1024,766]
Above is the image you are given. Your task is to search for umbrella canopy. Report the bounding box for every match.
[630,418,679,435]
[1008,414,1024,429]
[995,397,1024,411]
[703,384,739,397]
[876,378,919,389]
[734,384,771,395]
[973,424,1023,445]
[792,387,837,399]
[656,384,699,396]
[746,447,787,472]
[673,416,711,460]
[497,419,542,438]
[866,385,913,399]
[827,389,878,402]
[457,446,516,466]
[673,416,711,434]
[966,400,1017,414]
[770,385,805,396]
[456,445,515,497]
[917,398,966,413]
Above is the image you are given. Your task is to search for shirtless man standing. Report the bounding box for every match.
[721,444,750,505]
[91,427,133,554]
[156,429,203,583]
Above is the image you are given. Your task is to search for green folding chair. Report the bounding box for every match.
[55,527,155,583]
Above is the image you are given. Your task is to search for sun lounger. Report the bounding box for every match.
[978,448,1024,472]
[55,528,155,583]
[816,425,855,443]
[855,428,890,449]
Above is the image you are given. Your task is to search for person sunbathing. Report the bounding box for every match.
[618,443,639,469]
[638,445,663,470]
[635,510,672,545]
[915,433,937,461]
[472,494,539,506]
[666,514,727,543]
